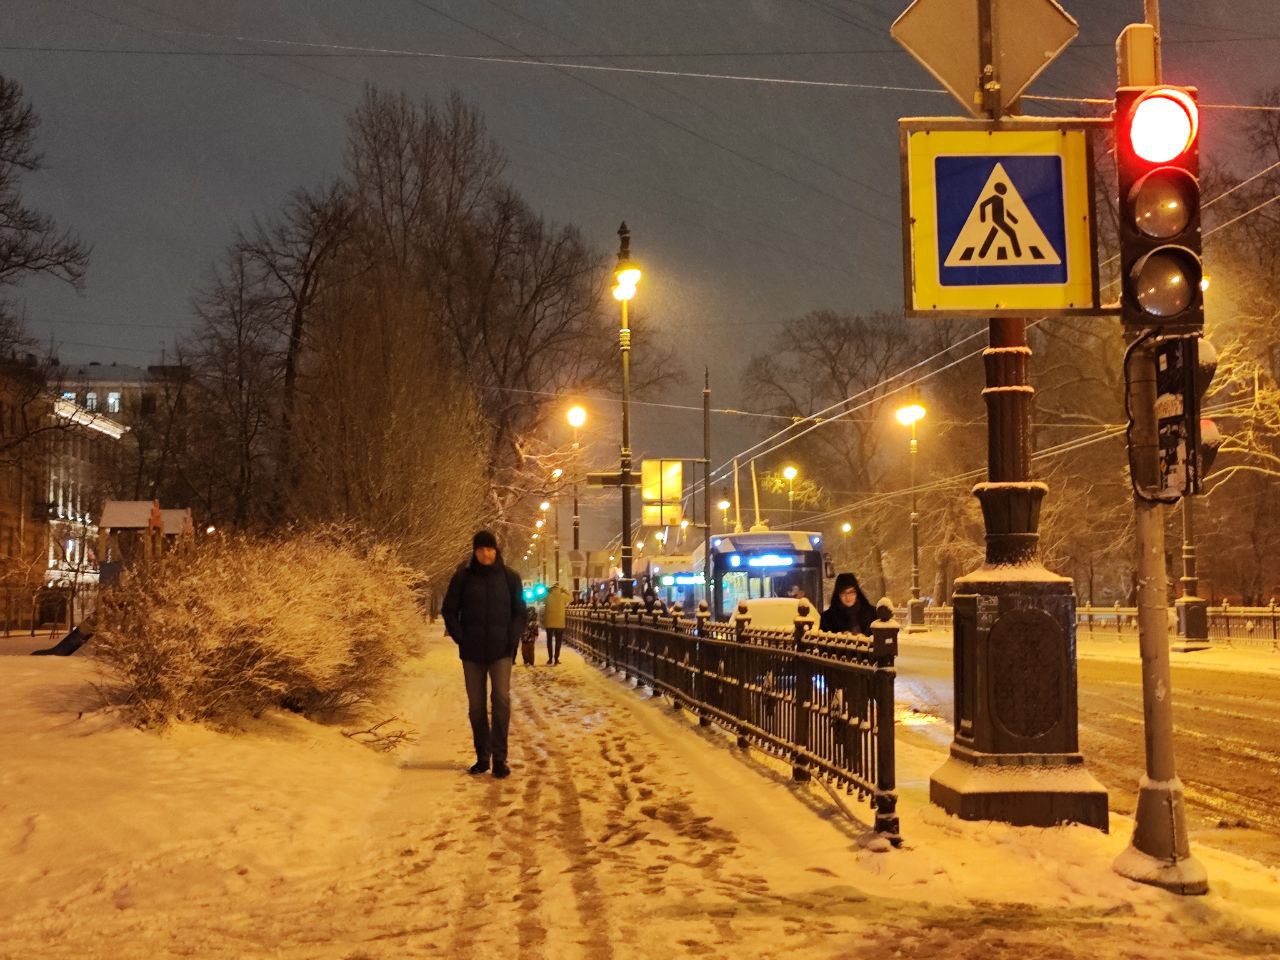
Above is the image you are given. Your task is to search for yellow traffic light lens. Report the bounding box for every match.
[1131,248,1199,317]
[1130,168,1195,240]
[1129,90,1198,164]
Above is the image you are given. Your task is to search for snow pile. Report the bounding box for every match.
[89,528,423,726]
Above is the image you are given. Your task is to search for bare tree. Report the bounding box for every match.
[0,75,87,315]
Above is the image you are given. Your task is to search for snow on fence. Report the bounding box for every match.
[565,603,901,845]
[899,604,1280,650]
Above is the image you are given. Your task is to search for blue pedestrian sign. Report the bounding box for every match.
[900,119,1103,316]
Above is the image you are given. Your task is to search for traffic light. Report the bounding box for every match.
[1114,86,1203,333]
[1151,337,1218,500]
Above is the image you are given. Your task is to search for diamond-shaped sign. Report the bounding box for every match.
[891,0,1078,118]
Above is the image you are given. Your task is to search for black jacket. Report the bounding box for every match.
[820,572,876,635]
[441,555,526,663]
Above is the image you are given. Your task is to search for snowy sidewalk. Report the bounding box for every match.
[1,627,1278,959]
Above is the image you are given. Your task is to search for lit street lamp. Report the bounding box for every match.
[840,521,852,563]
[717,498,731,533]
[567,404,587,594]
[896,402,927,632]
[782,465,798,528]
[613,223,641,600]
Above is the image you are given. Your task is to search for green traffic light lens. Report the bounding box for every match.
[1130,168,1196,240]
[1131,248,1200,318]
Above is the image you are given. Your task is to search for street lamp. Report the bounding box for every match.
[538,501,552,583]
[717,498,731,533]
[567,405,587,594]
[896,402,927,632]
[782,465,798,528]
[613,223,641,600]
[840,521,852,562]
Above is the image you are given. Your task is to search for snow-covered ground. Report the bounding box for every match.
[2,626,1278,959]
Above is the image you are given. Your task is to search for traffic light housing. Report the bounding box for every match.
[1114,86,1203,333]
[1150,337,1218,500]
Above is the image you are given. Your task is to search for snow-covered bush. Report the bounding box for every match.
[89,527,423,728]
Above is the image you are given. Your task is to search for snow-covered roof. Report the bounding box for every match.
[160,508,194,537]
[58,363,152,385]
[99,500,162,531]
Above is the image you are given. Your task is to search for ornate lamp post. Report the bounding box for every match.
[896,403,926,632]
[782,465,798,528]
[612,223,642,600]
[567,405,587,594]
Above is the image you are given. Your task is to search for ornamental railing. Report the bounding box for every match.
[565,602,901,844]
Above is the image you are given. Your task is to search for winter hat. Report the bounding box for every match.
[472,530,499,551]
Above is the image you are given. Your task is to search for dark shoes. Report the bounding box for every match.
[492,762,511,779]
[468,759,490,775]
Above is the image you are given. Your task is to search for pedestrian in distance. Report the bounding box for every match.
[820,572,876,636]
[441,530,527,779]
[520,607,539,666]
[542,581,570,665]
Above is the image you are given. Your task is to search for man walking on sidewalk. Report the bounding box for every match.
[542,581,570,664]
[442,530,526,779]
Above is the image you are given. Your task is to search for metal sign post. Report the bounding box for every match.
[895,0,1108,832]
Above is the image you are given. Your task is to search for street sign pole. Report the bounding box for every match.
[896,0,1107,831]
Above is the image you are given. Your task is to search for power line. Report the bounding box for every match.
[391,3,901,231]
[24,30,1274,114]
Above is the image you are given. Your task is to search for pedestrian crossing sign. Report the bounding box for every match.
[900,119,1103,316]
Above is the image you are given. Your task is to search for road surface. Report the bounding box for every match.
[895,639,1280,867]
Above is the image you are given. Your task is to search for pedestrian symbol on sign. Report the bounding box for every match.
[944,163,1061,268]
[934,154,1068,288]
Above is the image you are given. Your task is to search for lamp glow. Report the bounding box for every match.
[782,465,798,481]
[539,501,551,512]
[567,405,587,429]
[717,498,731,511]
[896,403,926,426]
[841,522,852,534]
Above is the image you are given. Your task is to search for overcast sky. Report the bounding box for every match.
[4,0,1276,547]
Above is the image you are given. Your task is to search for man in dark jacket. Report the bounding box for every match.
[441,530,526,779]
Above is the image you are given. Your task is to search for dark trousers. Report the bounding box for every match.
[462,658,513,764]
[545,628,563,663]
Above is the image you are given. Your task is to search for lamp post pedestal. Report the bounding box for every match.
[929,320,1107,831]
[1173,495,1210,652]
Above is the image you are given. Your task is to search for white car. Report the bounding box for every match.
[729,597,820,632]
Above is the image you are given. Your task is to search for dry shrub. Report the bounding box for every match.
[89,527,423,728]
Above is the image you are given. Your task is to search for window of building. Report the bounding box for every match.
[61,391,76,402]
[106,391,121,413]
[140,393,157,416]
[85,392,98,411]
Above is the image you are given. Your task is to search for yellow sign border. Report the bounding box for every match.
[901,120,1103,315]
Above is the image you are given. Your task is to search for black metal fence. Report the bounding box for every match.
[907,603,1280,650]
[565,604,901,844]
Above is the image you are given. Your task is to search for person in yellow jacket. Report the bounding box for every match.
[542,582,571,665]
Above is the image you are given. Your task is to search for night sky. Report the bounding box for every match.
[4,0,1276,546]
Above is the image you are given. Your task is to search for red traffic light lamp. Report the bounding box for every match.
[1128,88,1198,164]
[1114,85,1203,334]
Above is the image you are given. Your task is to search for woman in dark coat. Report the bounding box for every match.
[820,572,877,635]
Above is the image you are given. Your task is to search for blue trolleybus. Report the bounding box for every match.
[687,530,831,622]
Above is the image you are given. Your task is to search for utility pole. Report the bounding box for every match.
[703,369,712,599]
